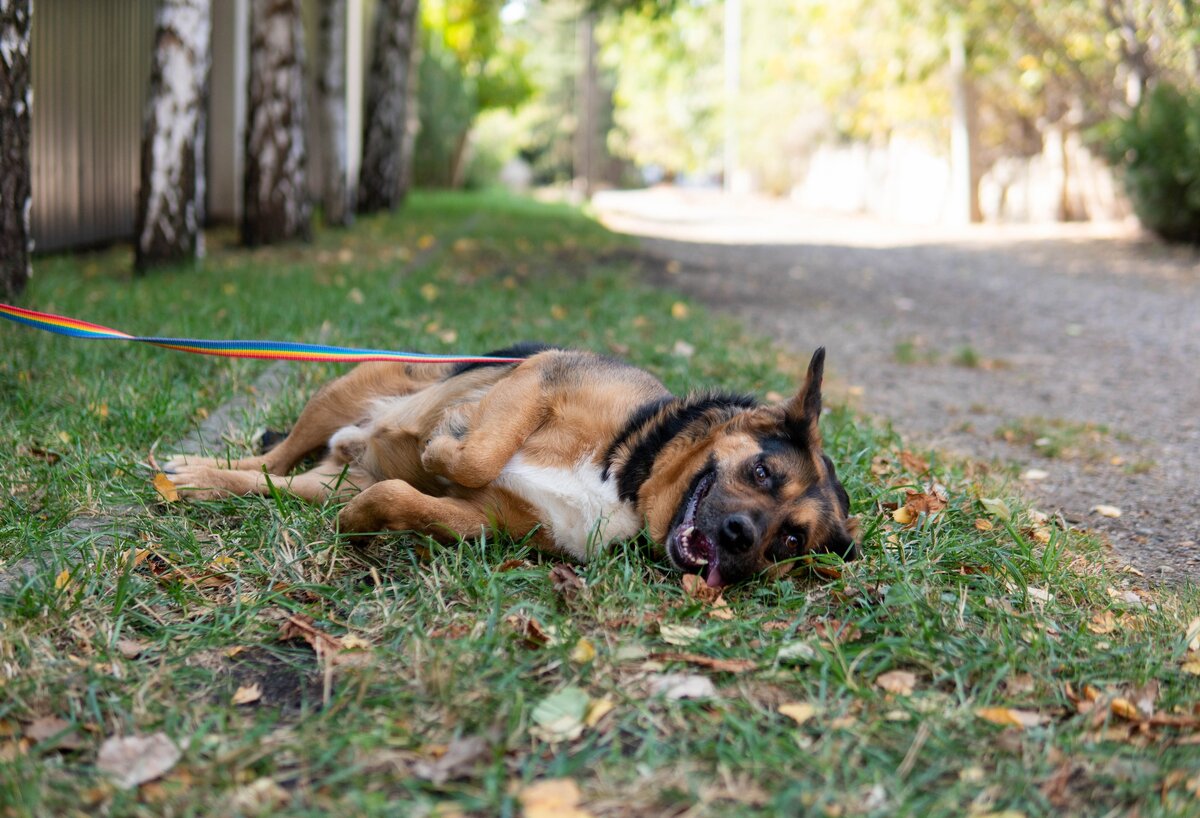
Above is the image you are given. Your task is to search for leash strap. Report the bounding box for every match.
[0,302,524,365]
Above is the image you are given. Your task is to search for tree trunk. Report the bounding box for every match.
[135,0,212,273]
[396,32,421,201]
[318,0,351,227]
[243,0,311,246]
[358,0,420,213]
[0,0,32,299]
[948,25,982,224]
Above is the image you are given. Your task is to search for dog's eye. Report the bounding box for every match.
[752,462,770,486]
[784,531,806,552]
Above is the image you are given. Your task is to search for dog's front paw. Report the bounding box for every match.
[420,434,463,477]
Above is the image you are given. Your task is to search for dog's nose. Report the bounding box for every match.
[719,514,755,553]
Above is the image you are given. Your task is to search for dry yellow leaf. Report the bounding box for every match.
[584,697,614,728]
[1185,618,1200,652]
[341,634,371,651]
[550,305,568,321]
[778,703,817,726]
[1088,611,1117,635]
[420,283,439,302]
[570,638,596,665]
[975,707,1050,729]
[670,301,690,319]
[1092,504,1122,518]
[232,684,262,706]
[153,472,180,502]
[1180,658,1200,676]
[1110,698,1141,722]
[974,518,994,532]
[892,506,916,525]
[417,234,436,250]
[518,778,594,818]
[875,670,917,696]
[54,569,71,591]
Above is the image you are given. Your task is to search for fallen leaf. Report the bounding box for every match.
[54,569,72,591]
[1181,658,1200,676]
[1110,698,1141,722]
[417,235,436,251]
[672,340,695,358]
[531,687,589,742]
[116,638,148,659]
[649,652,755,674]
[496,559,530,572]
[660,624,703,646]
[1021,468,1049,481]
[975,707,1051,730]
[974,518,994,532]
[518,778,593,818]
[570,638,596,664]
[278,614,343,664]
[510,615,557,648]
[899,450,930,474]
[777,641,818,663]
[96,733,182,790]
[549,304,568,321]
[25,716,84,750]
[1088,611,1118,635]
[232,684,262,706]
[414,735,489,785]
[814,619,863,645]
[979,497,1011,521]
[670,301,690,319]
[1092,504,1122,519]
[648,673,718,700]
[346,287,365,305]
[549,565,586,602]
[584,697,615,728]
[1185,618,1200,652]
[778,703,817,726]
[681,573,722,604]
[419,282,439,301]
[230,778,290,812]
[153,473,180,503]
[875,670,918,696]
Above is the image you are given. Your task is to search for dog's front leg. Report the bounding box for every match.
[337,480,533,543]
[420,366,547,488]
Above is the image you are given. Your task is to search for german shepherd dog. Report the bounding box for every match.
[165,344,859,587]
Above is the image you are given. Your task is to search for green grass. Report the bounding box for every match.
[2,191,1199,817]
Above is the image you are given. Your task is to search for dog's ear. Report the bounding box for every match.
[784,347,825,449]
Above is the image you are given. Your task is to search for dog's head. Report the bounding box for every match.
[665,348,859,587]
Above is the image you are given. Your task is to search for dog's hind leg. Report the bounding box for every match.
[166,361,449,475]
[337,480,538,544]
[169,459,373,503]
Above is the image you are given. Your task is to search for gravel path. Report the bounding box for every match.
[594,189,1200,582]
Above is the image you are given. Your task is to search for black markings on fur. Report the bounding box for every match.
[448,341,561,378]
[611,392,758,502]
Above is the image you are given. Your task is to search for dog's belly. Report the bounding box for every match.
[494,453,641,560]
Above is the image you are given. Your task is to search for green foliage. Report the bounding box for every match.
[413,0,533,188]
[1105,83,1200,244]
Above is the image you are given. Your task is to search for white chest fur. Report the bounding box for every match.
[495,454,642,561]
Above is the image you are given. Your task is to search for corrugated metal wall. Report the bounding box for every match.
[31,0,156,252]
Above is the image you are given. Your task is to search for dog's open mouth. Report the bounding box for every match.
[667,470,726,587]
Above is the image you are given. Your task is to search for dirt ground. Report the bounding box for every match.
[594,188,1200,582]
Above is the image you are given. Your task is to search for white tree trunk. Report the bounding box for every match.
[135,0,212,272]
[243,0,311,245]
[0,0,32,297]
[318,0,351,227]
[358,0,419,213]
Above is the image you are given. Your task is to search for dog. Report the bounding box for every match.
[165,344,859,587]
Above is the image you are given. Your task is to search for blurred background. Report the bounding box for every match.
[2,0,1198,289]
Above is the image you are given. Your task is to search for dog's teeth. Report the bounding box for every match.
[682,526,695,538]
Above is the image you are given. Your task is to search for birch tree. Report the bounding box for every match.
[358,0,420,213]
[243,0,311,245]
[134,0,212,272]
[0,0,32,299]
[318,0,352,226]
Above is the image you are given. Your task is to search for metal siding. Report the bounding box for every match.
[31,0,156,252]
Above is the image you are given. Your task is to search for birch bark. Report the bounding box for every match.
[135,0,212,272]
[0,0,32,297]
[358,0,419,213]
[243,0,311,246]
[318,0,351,226]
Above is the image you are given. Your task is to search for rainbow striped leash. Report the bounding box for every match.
[0,302,524,365]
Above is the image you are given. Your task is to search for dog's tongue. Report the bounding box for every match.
[705,563,726,588]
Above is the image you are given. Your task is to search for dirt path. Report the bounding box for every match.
[594,188,1200,582]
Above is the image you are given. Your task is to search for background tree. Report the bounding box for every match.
[412,0,532,188]
[318,0,352,226]
[243,0,310,245]
[135,0,212,272]
[359,0,421,213]
[0,0,32,299]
